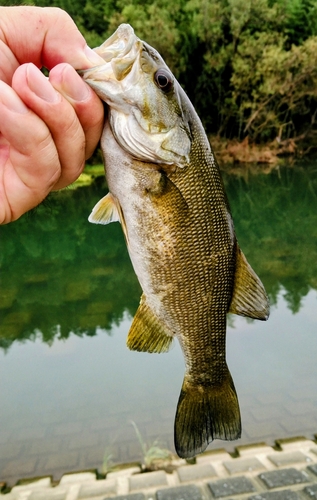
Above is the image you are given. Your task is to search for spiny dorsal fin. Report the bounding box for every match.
[88,192,129,243]
[229,247,270,321]
[127,294,173,353]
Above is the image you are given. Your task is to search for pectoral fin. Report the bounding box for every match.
[127,294,173,353]
[229,247,270,320]
[88,192,129,243]
[88,192,121,225]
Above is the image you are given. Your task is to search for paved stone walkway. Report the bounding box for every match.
[1,437,317,500]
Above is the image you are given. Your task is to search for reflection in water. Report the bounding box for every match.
[0,177,141,350]
[224,165,317,312]
[0,165,316,484]
[1,166,316,348]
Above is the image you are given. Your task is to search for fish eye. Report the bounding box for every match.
[154,69,173,92]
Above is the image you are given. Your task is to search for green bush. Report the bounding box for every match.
[4,0,317,144]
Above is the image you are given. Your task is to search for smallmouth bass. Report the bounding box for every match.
[79,25,269,458]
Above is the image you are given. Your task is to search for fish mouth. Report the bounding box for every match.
[78,24,141,92]
[94,24,137,62]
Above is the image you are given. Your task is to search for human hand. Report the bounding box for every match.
[0,6,105,224]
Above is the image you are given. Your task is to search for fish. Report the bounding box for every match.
[79,24,270,459]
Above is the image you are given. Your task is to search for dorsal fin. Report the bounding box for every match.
[229,247,269,320]
[127,294,174,353]
[88,192,129,243]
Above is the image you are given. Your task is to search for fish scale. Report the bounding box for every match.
[80,23,269,459]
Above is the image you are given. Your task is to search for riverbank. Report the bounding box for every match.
[72,135,308,189]
[1,436,317,499]
[67,137,278,189]
[211,136,305,167]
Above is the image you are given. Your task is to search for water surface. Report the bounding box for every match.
[0,165,316,485]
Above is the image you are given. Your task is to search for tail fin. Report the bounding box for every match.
[174,367,241,459]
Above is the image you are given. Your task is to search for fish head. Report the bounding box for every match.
[79,24,191,168]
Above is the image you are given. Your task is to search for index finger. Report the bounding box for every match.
[0,6,104,71]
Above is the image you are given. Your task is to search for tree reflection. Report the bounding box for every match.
[0,166,316,350]
[223,164,317,312]
[0,178,141,350]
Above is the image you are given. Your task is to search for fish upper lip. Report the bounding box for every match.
[77,24,139,82]
[77,65,121,85]
[77,68,93,77]
[94,24,136,62]
[77,65,109,77]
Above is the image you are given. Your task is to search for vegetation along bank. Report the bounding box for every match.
[4,0,317,162]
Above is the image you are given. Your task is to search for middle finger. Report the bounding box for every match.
[12,63,86,189]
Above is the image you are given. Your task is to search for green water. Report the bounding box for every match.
[0,165,316,484]
[0,177,140,346]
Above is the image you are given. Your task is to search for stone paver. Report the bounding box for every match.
[304,484,317,499]
[129,471,168,491]
[10,478,52,494]
[1,437,317,500]
[258,468,310,489]
[223,457,265,474]
[249,491,301,500]
[29,488,68,500]
[108,495,145,500]
[59,473,97,486]
[177,463,217,482]
[208,476,256,497]
[107,468,141,480]
[268,452,312,467]
[156,485,203,500]
[309,465,317,477]
[78,479,117,498]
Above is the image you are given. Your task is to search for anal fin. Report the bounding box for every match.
[229,246,269,320]
[127,294,173,353]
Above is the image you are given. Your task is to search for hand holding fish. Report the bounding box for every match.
[0,6,105,224]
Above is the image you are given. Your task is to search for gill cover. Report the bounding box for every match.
[80,24,191,168]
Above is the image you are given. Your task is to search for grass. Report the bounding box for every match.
[130,421,173,471]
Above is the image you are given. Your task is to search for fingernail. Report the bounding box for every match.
[58,65,90,101]
[0,81,29,114]
[84,45,105,65]
[26,63,60,103]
